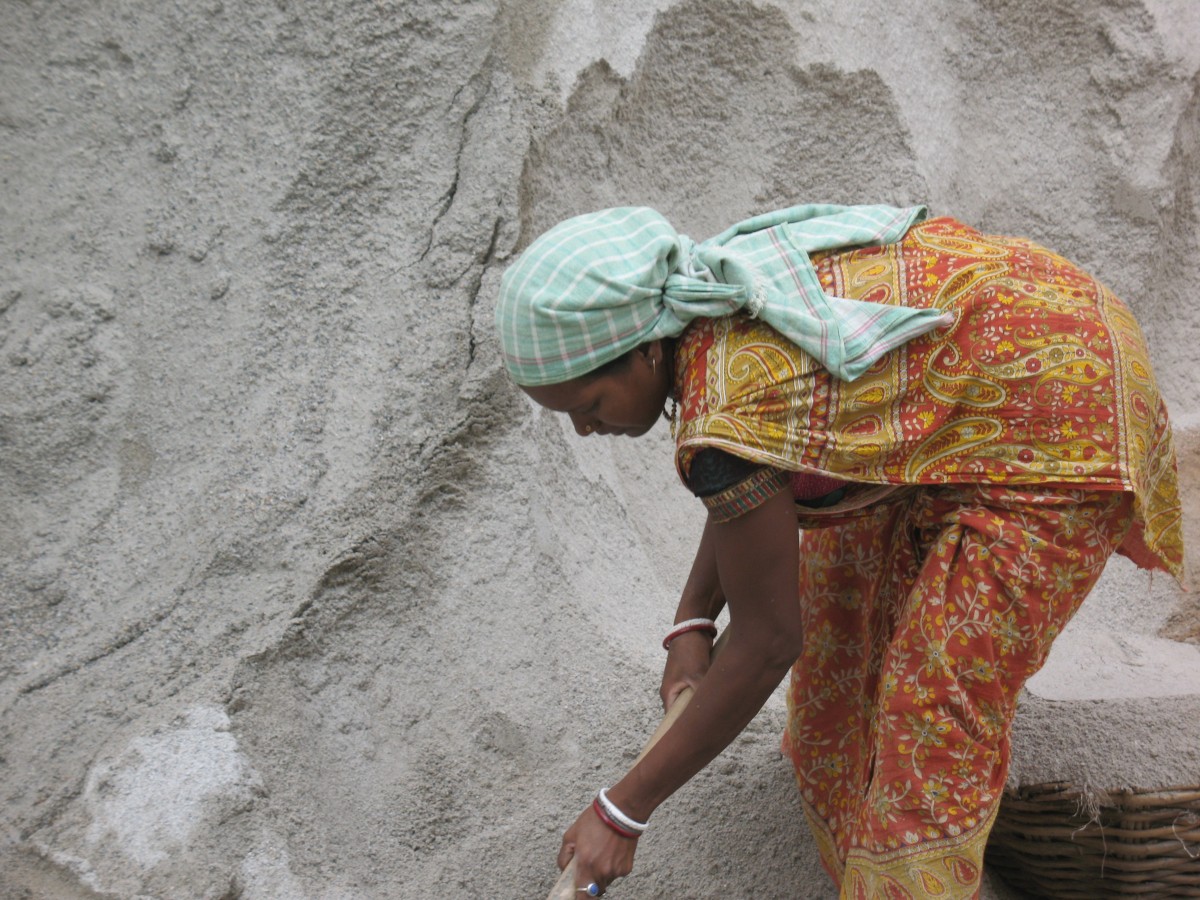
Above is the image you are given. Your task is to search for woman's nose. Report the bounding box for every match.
[570,413,595,436]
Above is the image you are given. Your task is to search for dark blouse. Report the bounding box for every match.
[686,449,849,521]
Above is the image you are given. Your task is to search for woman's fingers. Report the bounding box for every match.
[555,804,636,896]
[557,838,575,872]
[573,862,604,896]
[660,631,712,709]
[659,677,695,710]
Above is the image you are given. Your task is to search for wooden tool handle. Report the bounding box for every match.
[546,629,729,899]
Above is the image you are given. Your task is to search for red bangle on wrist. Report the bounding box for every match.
[662,618,718,650]
[592,798,642,839]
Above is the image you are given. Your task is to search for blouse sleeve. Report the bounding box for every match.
[687,449,791,523]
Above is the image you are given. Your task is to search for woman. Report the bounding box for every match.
[495,204,1184,898]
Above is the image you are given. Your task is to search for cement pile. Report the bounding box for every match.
[1,1,1197,897]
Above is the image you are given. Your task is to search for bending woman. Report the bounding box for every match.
[494,204,1184,898]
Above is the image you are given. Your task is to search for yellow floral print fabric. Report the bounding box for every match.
[783,485,1135,898]
[672,217,1184,581]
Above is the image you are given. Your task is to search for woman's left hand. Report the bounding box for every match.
[557,803,638,896]
[660,630,712,710]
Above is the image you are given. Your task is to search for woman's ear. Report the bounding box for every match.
[637,340,663,368]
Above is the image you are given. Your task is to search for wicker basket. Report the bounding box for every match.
[986,782,1200,897]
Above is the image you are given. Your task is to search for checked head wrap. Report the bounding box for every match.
[495,204,952,386]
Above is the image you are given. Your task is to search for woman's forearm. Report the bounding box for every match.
[610,630,796,819]
[673,516,727,622]
[611,489,803,822]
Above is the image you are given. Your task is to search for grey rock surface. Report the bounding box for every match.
[1,1,1197,897]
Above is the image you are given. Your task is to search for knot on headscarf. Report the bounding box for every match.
[659,233,768,328]
[495,204,952,386]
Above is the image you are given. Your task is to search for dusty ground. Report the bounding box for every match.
[2,1,1198,897]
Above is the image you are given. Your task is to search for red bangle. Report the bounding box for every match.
[662,618,718,650]
[592,798,642,839]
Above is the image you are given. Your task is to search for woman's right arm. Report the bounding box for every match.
[660,516,726,709]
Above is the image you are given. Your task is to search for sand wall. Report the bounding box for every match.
[2,1,1197,896]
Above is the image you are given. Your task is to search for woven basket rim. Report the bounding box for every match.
[988,780,1200,898]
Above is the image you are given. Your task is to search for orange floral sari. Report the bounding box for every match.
[671,218,1184,898]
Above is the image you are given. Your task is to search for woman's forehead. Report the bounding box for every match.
[521,379,593,412]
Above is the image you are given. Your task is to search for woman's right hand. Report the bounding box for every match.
[558,802,638,896]
[660,631,713,710]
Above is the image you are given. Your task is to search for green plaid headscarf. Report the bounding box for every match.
[495,204,952,386]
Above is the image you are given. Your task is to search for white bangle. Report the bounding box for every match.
[662,617,718,650]
[597,787,648,834]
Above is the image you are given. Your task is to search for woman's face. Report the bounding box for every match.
[521,342,671,438]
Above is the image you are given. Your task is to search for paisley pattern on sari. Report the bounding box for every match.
[670,218,1184,896]
[672,217,1183,580]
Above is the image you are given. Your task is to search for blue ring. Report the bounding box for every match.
[586,884,601,897]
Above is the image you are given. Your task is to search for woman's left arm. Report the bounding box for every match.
[560,487,802,892]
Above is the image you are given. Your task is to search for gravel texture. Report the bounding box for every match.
[1,1,1197,896]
